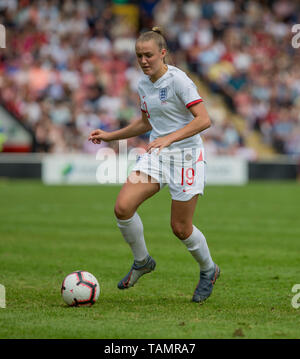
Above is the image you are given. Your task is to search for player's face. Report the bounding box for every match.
[136,40,166,78]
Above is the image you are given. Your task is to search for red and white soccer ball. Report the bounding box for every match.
[61,271,100,307]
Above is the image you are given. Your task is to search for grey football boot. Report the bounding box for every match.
[117,255,156,289]
[192,263,220,303]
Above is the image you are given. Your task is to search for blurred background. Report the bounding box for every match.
[0,0,299,182]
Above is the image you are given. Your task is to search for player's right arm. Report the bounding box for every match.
[88,111,152,145]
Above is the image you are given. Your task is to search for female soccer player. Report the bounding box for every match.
[88,27,220,303]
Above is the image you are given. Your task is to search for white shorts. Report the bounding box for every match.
[131,147,206,201]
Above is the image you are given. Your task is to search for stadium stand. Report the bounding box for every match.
[0,0,299,158]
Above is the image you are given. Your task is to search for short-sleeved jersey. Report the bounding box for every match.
[137,65,203,152]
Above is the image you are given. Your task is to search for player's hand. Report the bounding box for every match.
[146,135,174,155]
[88,129,111,144]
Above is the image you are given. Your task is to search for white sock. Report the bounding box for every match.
[116,212,149,263]
[182,225,214,272]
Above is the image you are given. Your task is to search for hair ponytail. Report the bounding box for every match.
[151,26,164,36]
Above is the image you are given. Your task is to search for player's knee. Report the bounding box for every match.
[171,221,191,240]
[114,201,134,220]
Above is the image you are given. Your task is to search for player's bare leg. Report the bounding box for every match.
[170,195,199,240]
[171,195,220,303]
[115,171,159,289]
[114,171,160,220]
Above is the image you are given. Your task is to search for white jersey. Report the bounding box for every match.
[138,65,204,152]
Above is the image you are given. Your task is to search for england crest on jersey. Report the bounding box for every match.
[159,87,168,102]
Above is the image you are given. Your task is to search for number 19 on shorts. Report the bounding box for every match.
[181,167,195,186]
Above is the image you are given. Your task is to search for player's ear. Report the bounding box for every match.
[161,48,167,60]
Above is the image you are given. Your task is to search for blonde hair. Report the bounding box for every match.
[136,26,169,64]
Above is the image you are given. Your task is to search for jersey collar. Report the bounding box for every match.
[149,65,170,88]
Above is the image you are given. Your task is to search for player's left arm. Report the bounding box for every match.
[146,102,210,153]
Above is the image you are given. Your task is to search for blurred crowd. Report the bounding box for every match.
[0,0,299,157]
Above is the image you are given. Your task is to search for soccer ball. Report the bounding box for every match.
[61,271,100,307]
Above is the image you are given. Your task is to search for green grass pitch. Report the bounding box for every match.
[0,179,299,339]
